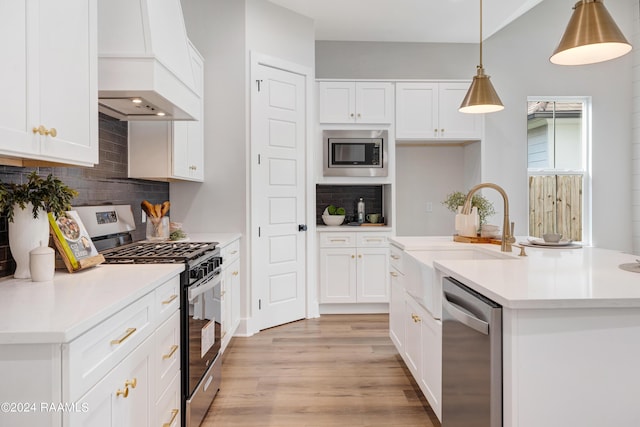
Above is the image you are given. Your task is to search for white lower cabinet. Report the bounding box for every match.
[319,232,390,304]
[220,237,241,353]
[389,244,442,420]
[0,273,183,427]
[69,335,153,427]
[67,277,181,427]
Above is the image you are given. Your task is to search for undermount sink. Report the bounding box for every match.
[404,248,514,319]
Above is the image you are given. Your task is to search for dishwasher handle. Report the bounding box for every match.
[443,291,490,335]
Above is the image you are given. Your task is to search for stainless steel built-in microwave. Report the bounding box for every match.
[323,129,388,177]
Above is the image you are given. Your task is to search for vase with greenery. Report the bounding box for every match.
[0,172,77,279]
[442,191,496,227]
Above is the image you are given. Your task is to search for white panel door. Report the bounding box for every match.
[252,63,307,331]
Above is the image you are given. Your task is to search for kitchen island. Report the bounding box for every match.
[390,236,640,427]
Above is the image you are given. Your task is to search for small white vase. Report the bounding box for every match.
[8,203,50,279]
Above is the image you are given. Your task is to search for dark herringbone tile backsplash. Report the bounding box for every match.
[0,114,169,277]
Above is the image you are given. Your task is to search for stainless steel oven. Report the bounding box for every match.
[323,129,388,177]
[183,254,222,427]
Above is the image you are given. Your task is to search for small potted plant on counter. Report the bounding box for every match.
[322,204,346,226]
[442,190,496,233]
[0,171,77,278]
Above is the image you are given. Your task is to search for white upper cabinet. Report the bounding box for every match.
[128,42,204,182]
[0,0,98,167]
[395,82,482,141]
[319,81,394,124]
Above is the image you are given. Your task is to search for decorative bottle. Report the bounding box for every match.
[357,198,365,223]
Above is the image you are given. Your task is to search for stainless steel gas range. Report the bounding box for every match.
[75,205,223,427]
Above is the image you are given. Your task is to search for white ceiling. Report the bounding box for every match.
[268,0,544,43]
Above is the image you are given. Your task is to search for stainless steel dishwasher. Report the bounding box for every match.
[442,277,502,427]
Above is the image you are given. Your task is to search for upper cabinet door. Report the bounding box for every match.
[318,81,393,124]
[355,82,394,124]
[395,81,483,141]
[0,0,98,166]
[438,82,482,140]
[395,82,439,139]
[318,81,356,123]
[0,1,37,156]
[38,0,98,165]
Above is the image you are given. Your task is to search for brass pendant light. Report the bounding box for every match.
[459,0,504,114]
[550,0,632,65]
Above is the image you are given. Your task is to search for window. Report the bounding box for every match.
[527,98,590,243]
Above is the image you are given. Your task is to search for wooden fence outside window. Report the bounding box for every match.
[529,175,583,241]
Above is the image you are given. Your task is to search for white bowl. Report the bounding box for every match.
[322,215,345,226]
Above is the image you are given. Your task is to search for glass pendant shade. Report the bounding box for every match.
[459,67,504,114]
[550,0,631,65]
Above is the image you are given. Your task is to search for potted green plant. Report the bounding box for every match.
[0,172,77,279]
[442,191,496,227]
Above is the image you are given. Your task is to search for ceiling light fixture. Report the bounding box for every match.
[459,0,504,114]
[550,0,631,65]
[131,98,143,104]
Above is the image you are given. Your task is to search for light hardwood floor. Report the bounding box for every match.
[201,314,441,427]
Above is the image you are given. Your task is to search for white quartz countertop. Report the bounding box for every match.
[177,232,241,247]
[390,236,640,309]
[0,264,184,345]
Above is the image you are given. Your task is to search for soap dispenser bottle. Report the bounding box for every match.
[357,198,365,223]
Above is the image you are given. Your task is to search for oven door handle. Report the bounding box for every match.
[188,273,222,300]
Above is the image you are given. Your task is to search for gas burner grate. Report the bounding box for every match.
[100,241,218,264]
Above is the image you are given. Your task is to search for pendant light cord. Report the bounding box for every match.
[479,0,483,69]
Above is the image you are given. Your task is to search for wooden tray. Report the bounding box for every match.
[453,234,502,245]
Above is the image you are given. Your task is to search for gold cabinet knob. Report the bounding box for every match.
[358,254,362,258]
[232,271,239,276]
[411,313,422,323]
[116,387,129,398]
[124,378,137,389]
[350,113,355,117]
[390,271,398,277]
[351,254,355,259]
[32,125,57,137]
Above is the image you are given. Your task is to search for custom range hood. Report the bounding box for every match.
[98,0,199,121]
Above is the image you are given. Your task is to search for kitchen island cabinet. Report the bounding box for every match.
[391,236,640,427]
[0,264,183,427]
[0,0,98,167]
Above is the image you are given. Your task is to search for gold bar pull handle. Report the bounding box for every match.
[162,294,178,305]
[124,378,137,389]
[163,409,179,427]
[162,344,179,360]
[110,327,136,345]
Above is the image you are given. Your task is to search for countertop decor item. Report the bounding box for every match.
[48,211,104,273]
[141,200,171,240]
[443,190,495,226]
[29,241,54,282]
[0,172,77,279]
[322,205,346,226]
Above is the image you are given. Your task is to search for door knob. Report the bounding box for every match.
[298,224,307,232]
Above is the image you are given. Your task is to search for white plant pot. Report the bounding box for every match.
[9,203,50,279]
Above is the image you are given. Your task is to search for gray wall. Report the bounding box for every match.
[316,41,477,80]
[315,1,635,251]
[484,0,633,251]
